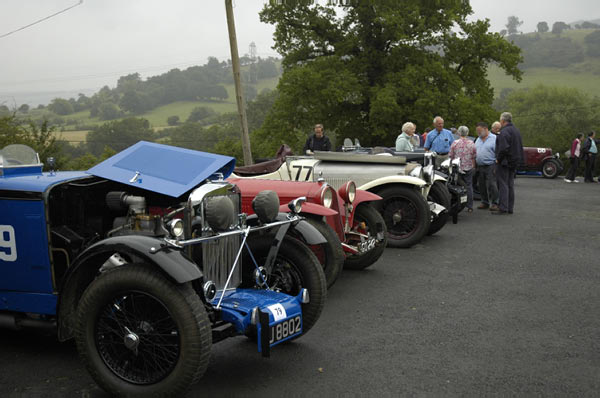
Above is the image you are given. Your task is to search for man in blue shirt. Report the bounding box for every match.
[582,131,597,182]
[424,116,454,167]
[475,122,498,211]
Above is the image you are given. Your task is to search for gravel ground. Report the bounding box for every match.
[1,176,600,397]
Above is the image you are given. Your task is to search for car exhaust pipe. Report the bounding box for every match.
[0,313,57,333]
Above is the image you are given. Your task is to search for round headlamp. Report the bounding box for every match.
[168,218,184,238]
[451,158,461,168]
[338,181,356,204]
[440,159,451,169]
[423,164,434,185]
[252,190,280,223]
[320,186,334,208]
[204,196,235,232]
[409,165,423,178]
[288,197,306,214]
[203,280,216,301]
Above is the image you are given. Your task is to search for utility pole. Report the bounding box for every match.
[225,0,252,165]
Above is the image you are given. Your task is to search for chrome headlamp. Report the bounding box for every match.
[168,218,184,238]
[423,164,434,185]
[338,181,356,204]
[320,186,334,208]
[409,165,423,179]
[288,197,306,214]
[440,158,451,170]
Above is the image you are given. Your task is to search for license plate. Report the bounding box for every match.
[269,315,302,345]
[460,195,467,203]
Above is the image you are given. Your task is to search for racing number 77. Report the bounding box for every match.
[292,165,313,181]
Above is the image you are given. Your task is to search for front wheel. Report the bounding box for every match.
[427,181,451,236]
[375,186,430,248]
[343,203,387,270]
[304,217,344,289]
[242,235,327,334]
[542,159,560,178]
[75,264,211,397]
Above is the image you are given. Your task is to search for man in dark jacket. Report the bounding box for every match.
[303,124,332,154]
[494,112,524,215]
[581,131,597,183]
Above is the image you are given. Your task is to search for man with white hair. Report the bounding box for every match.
[494,112,524,215]
[491,121,501,135]
[395,122,417,152]
[424,116,455,167]
[449,126,477,212]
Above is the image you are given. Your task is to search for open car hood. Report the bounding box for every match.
[87,141,236,198]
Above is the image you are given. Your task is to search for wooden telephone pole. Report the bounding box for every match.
[225,0,253,165]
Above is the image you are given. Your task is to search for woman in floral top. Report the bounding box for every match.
[449,125,477,212]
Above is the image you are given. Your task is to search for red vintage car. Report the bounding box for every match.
[518,147,563,178]
[228,177,387,288]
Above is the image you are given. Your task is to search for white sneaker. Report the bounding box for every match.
[564,178,572,183]
[573,179,579,183]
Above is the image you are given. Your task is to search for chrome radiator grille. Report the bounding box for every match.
[201,193,242,291]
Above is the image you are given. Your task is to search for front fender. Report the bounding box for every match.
[352,189,382,207]
[57,235,202,342]
[245,213,327,245]
[278,202,339,217]
[357,175,426,191]
[433,173,447,183]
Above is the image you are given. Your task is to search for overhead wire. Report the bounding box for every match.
[0,0,84,40]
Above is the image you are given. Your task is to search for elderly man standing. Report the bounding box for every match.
[424,116,454,167]
[475,122,499,211]
[449,126,477,212]
[491,121,501,135]
[494,112,524,215]
[395,122,417,152]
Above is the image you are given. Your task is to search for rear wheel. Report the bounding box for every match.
[75,264,211,398]
[542,159,560,178]
[375,186,430,248]
[243,235,326,334]
[344,203,387,270]
[304,217,344,289]
[427,181,451,236]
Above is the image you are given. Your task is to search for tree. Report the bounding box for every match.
[581,21,600,29]
[18,104,29,113]
[552,21,570,35]
[505,85,600,151]
[167,115,180,126]
[506,16,524,35]
[48,98,74,115]
[98,102,121,120]
[537,21,549,33]
[119,90,145,114]
[186,106,216,123]
[255,1,522,155]
[584,30,600,57]
[86,118,155,156]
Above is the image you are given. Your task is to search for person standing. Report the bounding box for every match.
[449,126,477,212]
[564,133,583,183]
[582,131,597,183]
[395,122,417,152]
[303,124,332,154]
[491,121,501,135]
[475,122,499,211]
[424,116,454,167]
[494,112,524,215]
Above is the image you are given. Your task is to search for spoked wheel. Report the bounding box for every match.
[76,264,211,397]
[343,203,387,270]
[376,186,430,248]
[542,159,560,178]
[242,235,326,334]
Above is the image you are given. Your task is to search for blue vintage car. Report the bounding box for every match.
[0,141,327,397]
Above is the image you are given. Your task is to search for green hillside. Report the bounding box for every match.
[488,28,600,98]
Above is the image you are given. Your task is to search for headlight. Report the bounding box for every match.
[168,218,184,238]
[320,186,334,208]
[204,196,235,231]
[440,159,451,169]
[252,190,280,223]
[288,197,306,214]
[409,165,423,178]
[451,158,461,168]
[423,165,434,185]
[338,181,356,204]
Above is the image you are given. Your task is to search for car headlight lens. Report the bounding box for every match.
[409,165,423,178]
[320,186,334,208]
[288,197,306,214]
[440,159,451,169]
[423,165,434,185]
[168,218,184,238]
[338,181,356,204]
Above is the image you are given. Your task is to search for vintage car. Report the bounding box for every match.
[233,147,447,249]
[0,142,328,397]
[518,147,563,178]
[229,177,387,285]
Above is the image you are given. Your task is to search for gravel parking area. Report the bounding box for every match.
[1,177,599,397]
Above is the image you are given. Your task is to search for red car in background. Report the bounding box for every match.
[228,178,387,288]
[518,147,563,178]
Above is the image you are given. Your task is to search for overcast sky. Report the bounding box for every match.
[0,0,597,104]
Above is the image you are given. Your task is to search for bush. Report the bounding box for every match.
[186,106,216,123]
[167,115,180,126]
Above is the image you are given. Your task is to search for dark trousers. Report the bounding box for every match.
[584,154,596,182]
[565,157,579,181]
[497,165,515,213]
[477,164,498,205]
[459,169,474,210]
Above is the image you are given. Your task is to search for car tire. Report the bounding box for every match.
[243,235,326,334]
[427,181,451,236]
[304,217,345,289]
[343,203,387,270]
[542,159,560,179]
[375,185,430,248]
[75,264,211,398]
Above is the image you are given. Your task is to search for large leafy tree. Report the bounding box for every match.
[255,1,522,154]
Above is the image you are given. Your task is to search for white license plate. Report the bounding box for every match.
[269,315,302,345]
[460,195,467,203]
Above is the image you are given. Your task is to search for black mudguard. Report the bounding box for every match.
[246,213,327,245]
